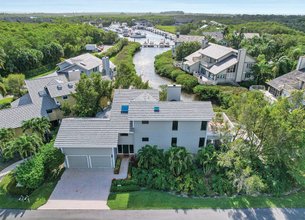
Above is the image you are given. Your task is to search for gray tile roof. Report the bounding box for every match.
[55,118,119,148]
[10,93,32,108]
[267,69,305,91]
[199,43,238,60]
[208,55,238,75]
[60,53,103,71]
[46,81,77,98]
[128,101,214,121]
[0,75,68,129]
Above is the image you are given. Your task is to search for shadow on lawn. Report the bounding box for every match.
[0,209,26,220]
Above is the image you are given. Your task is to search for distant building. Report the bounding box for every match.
[243,33,260,40]
[57,53,116,80]
[85,44,98,52]
[202,31,224,42]
[182,40,255,84]
[266,56,305,101]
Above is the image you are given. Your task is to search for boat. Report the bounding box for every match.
[130,31,146,38]
[148,41,155,47]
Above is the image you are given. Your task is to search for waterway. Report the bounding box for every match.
[131,30,194,101]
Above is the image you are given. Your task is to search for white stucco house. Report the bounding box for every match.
[182,40,256,84]
[54,85,216,169]
[57,53,116,80]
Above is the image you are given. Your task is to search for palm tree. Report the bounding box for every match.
[3,134,42,159]
[137,145,164,170]
[167,147,193,177]
[22,117,51,142]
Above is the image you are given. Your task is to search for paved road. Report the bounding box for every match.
[0,208,304,220]
[0,159,25,182]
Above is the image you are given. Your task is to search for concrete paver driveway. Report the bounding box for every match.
[40,168,114,210]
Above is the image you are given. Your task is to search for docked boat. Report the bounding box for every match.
[130,31,146,38]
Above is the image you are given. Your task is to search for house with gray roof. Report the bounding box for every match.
[57,53,116,80]
[182,40,255,84]
[266,56,305,101]
[54,85,215,169]
[0,73,80,133]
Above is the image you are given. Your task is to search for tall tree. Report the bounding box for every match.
[22,117,51,142]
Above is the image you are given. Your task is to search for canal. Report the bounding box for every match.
[130,30,194,101]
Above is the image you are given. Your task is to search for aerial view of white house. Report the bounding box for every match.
[55,85,214,168]
[182,40,256,84]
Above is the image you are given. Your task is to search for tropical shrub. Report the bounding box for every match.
[111,179,140,192]
[4,174,31,196]
[15,156,45,190]
[166,147,193,177]
[175,41,201,61]
[114,157,122,174]
[175,74,198,93]
[137,145,165,170]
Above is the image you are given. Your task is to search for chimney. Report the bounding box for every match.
[201,39,209,49]
[235,49,247,83]
[167,84,181,101]
[102,57,111,77]
[296,56,305,71]
[67,69,81,82]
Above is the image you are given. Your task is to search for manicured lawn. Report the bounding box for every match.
[155,25,177,34]
[0,174,59,209]
[108,190,305,210]
[0,97,14,105]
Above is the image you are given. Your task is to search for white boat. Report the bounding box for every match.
[130,31,146,38]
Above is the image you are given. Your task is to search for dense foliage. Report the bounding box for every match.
[14,143,64,192]
[154,50,198,92]
[0,21,118,77]
[67,73,113,117]
[112,42,149,89]
[175,41,201,61]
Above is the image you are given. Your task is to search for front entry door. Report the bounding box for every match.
[123,145,129,155]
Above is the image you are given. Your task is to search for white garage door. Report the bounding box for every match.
[90,155,112,168]
[67,155,89,168]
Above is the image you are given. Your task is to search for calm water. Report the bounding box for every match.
[132,31,194,101]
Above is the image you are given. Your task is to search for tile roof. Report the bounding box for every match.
[46,81,77,98]
[55,118,118,148]
[199,43,237,60]
[128,101,214,121]
[208,55,238,75]
[60,53,103,71]
[175,35,205,43]
[0,75,68,129]
[267,69,305,91]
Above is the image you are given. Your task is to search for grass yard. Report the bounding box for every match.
[0,174,59,209]
[0,97,14,106]
[155,25,177,34]
[107,190,305,210]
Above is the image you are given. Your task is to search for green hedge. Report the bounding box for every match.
[111,179,140,192]
[114,157,122,174]
[4,174,31,196]
[154,50,198,93]
[96,38,128,59]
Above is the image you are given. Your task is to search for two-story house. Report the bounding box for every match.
[0,71,80,135]
[57,53,116,80]
[54,85,215,169]
[182,40,255,84]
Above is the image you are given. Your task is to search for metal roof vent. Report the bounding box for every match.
[154,106,160,112]
[57,85,62,90]
[38,90,47,97]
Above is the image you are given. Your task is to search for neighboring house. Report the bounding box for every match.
[266,56,305,102]
[182,40,256,84]
[85,44,98,52]
[0,73,80,134]
[174,17,194,25]
[57,53,116,80]
[55,85,215,169]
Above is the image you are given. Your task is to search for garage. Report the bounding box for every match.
[62,148,114,169]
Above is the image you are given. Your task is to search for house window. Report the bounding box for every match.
[171,137,177,146]
[227,65,236,73]
[201,121,207,131]
[246,63,254,69]
[118,145,123,153]
[62,95,68,100]
[245,72,252,78]
[120,133,128,136]
[199,137,205,148]
[172,121,178,131]
[142,121,149,124]
[142,137,149,142]
[130,145,134,154]
[46,109,53,114]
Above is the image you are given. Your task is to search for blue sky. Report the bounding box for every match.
[0,0,304,14]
